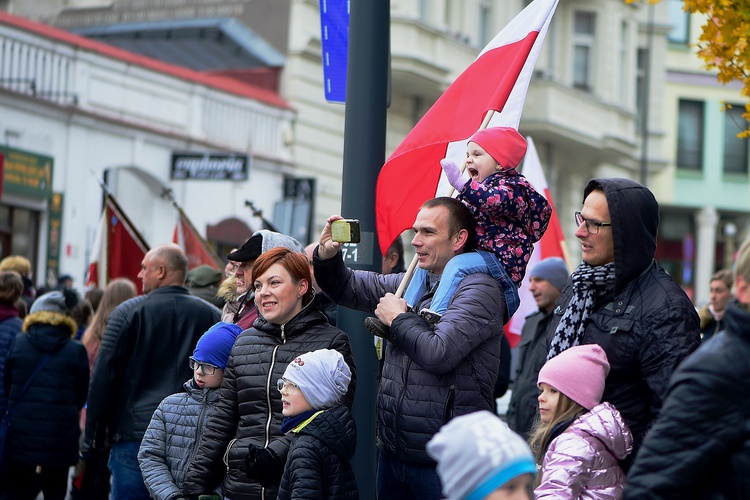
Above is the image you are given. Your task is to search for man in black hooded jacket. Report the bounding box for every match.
[546,178,700,460]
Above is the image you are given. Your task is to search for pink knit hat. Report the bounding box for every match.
[537,344,610,410]
[468,127,527,170]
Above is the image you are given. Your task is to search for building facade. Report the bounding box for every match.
[2,0,748,305]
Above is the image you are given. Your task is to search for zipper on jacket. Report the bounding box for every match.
[264,326,284,448]
[188,391,210,467]
[393,357,411,456]
[443,384,455,423]
[223,437,237,472]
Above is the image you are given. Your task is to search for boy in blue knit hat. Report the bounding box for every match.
[138,322,242,500]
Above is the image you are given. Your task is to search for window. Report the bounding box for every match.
[723,105,749,174]
[479,0,492,47]
[573,12,596,91]
[668,0,690,45]
[636,49,648,127]
[619,21,628,102]
[676,99,704,170]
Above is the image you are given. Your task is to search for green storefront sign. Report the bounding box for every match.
[0,145,60,282]
[0,145,53,199]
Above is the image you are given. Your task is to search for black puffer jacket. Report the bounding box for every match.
[83,286,221,451]
[547,178,700,454]
[182,301,356,500]
[314,249,507,465]
[4,311,89,467]
[624,301,750,499]
[277,404,358,500]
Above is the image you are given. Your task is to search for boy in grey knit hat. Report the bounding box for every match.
[273,349,358,499]
[427,410,536,500]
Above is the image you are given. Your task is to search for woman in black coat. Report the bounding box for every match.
[3,291,89,500]
[183,247,356,500]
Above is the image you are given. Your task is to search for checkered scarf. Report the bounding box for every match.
[547,262,616,359]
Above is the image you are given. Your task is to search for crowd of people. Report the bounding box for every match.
[0,127,748,500]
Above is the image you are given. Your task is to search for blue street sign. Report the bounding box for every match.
[319,0,349,103]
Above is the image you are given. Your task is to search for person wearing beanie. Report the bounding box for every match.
[186,265,225,309]
[138,322,242,500]
[3,291,89,500]
[273,349,358,499]
[529,344,633,499]
[218,230,306,329]
[384,126,551,338]
[427,410,536,500]
[507,257,569,441]
[184,248,356,500]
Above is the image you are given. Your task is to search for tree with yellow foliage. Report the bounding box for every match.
[629,0,750,136]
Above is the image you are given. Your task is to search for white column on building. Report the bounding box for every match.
[694,206,719,305]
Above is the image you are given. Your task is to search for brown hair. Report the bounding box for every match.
[420,197,477,251]
[82,278,138,351]
[711,269,733,290]
[0,271,24,305]
[251,247,312,304]
[528,391,585,468]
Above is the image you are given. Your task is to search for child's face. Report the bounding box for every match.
[279,378,314,417]
[485,473,533,500]
[538,382,560,423]
[465,141,500,183]
[191,358,224,389]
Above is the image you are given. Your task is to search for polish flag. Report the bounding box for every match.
[172,211,222,270]
[505,136,572,347]
[86,196,149,290]
[375,0,559,254]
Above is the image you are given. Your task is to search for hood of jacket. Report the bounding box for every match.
[584,178,658,293]
[574,402,633,461]
[21,310,78,352]
[296,404,356,461]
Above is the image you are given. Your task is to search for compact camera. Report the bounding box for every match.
[331,219,361,244]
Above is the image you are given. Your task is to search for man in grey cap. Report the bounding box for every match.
[506,257,569,440]
[219,230,305,329]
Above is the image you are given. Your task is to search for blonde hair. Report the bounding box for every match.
[737,236,750,285]
[528,391,585,468]
[82,278,138,349]
[0,255,31,276]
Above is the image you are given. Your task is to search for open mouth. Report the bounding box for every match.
[468,167,479,177]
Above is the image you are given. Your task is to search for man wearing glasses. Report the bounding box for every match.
[546,178,700,463]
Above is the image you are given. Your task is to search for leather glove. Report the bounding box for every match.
[244,444,283,487]
[441,159,470,190]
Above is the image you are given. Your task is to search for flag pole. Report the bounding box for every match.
[161,188,225,269]
[244,199,281,233]
[394,109,497,299]
[93,174,151,252]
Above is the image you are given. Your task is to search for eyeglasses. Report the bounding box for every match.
[189,357,219,375]
[575,211,612,235]
[277,378,299,395]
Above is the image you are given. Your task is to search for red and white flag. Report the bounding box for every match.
[86,196,149,290]
[172,211,222,270]
[375,0,559,253]
[505,136,571,347]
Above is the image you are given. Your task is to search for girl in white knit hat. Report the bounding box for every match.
[529,344,633,499]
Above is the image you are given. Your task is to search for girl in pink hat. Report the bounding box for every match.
[403,127,551,324]
[530,344,633,499]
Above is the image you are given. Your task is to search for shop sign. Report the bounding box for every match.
[170,153,249,180]
[46,192,64,282]
[0,145,53,199]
